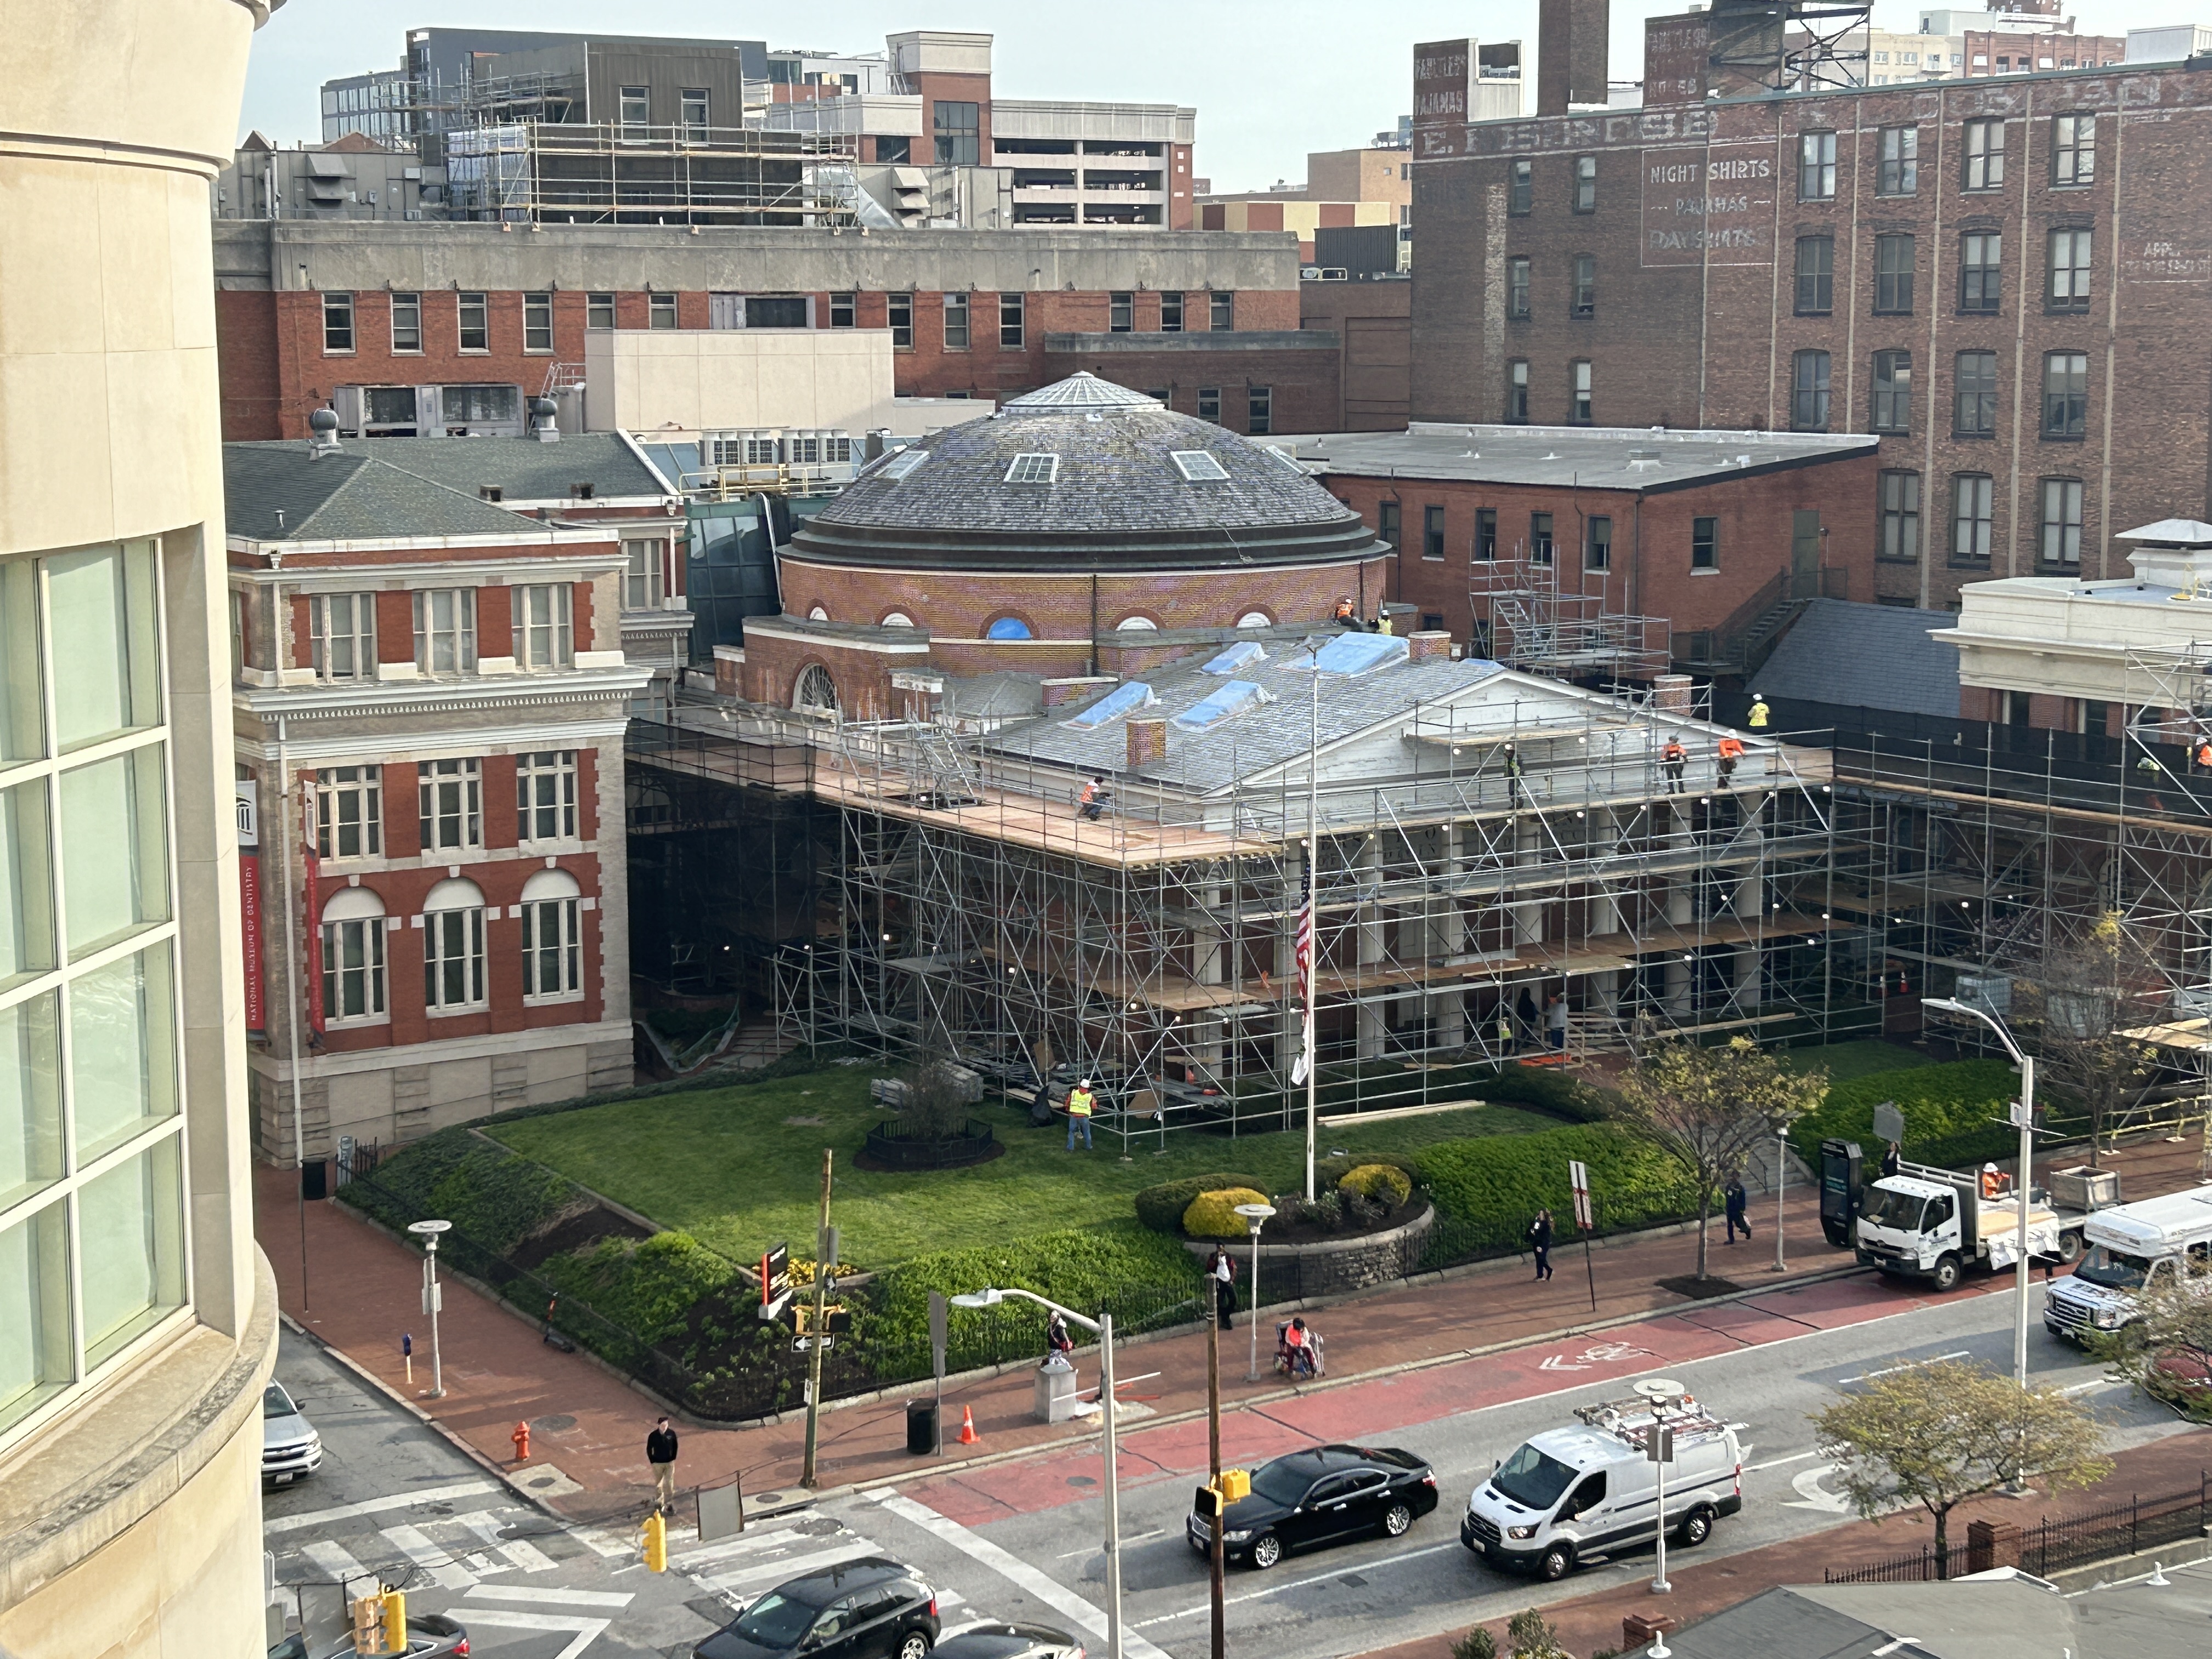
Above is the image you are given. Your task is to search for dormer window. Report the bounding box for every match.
[1005,453,1059,485]
[1171,450,1229,481]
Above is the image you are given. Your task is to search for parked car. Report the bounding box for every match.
[1186,1443,1437,1569]
[933,1624,1082,1659]
[269,1611,466,1657]
[261,1380,323,1486]
[697,1558,939,1659]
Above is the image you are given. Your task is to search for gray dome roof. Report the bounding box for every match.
[785,374,1381,572]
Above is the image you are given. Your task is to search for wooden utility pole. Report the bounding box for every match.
[800,1149,834,1488]
[1207,1282,1224,1659]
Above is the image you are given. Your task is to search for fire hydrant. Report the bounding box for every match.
[511,1421,531,1464]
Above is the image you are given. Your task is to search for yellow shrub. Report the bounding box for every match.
[1183,1187,1271,1238]
[1339,1164,1413,1206]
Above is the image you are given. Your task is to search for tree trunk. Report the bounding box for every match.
[1696,1190,1712,1280]
[1933,1505,1951,1580]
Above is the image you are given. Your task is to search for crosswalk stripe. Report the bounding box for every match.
[670,1518,813,1568]
[458,1610,610,1659]
[264,1481,499,1534]
[298,1539,372,1587]
[466,1583,634,1609]
[380,1522,476,1592]
[871,1491,1173,1659]
[573,1526,630,1559]
[458,1513,560,1573]
[706,1539,879,1594]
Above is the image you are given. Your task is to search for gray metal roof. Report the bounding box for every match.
[1754,598,1961,717]
[223,435,673,544]
[1002,373,1160,410]
[1290,423,1878,493]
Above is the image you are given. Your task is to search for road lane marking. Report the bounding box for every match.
[459,1511,558,1572]
[671,1519,814,1568]
[467,1584,634,1609]
[380,1522,476,1590]
[263,1480,499,1534]
[870,1489,1175,1659]
[458,1610,610,1659]
[1782,1464,1852,1514]
[1836,1351,1971,1386]
[1059,1527,1162,1559]
[298,1539,373,1585]
[1132,1541,1465,1627]
[1743,1451,1824,1472]
[707,1541,879,1593]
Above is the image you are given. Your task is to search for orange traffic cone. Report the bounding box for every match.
[958,1405,979,1445]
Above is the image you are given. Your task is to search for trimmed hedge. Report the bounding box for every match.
[1411,1125,1700,1257]
[1311,1150,1422,1192]
[1340,1164,1413,1205]
[1475,1063,1612,1124]
[1184,1188,1272,1238]
[343,1126,578,1254]
[1135,1172,1267,1235]
[1789,1060,2072,1170]
[533,1231,742,1344]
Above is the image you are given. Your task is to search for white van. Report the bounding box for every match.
[2044,1182,2212,1343]
[1460,1393,1743,1582]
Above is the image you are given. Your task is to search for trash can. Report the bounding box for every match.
[1034,1358,1079,1424]
[906,1397,938,1455]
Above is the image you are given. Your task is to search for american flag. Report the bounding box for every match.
[1291,874,1314,1084]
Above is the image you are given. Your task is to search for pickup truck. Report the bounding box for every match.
[1853,1157,2067,1292]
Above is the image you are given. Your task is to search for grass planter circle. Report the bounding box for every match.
[860,1118,1001,1171]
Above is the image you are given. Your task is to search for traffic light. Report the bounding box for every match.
[1221,1468,1251,1503]
[351,1592,385,1655]
[1193,1483,1222,1521]
[642,1509,669,1573]
[380,1590,406,1654]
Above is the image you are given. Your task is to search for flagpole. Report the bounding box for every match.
[1305,670,1319,1203]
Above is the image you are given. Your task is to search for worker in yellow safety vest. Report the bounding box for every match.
[1748,694,1770,730]
[1065,1080,1096,1150]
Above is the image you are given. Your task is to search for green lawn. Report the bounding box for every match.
[487,1070,1561,1268]
[1780,1037,1934,1085]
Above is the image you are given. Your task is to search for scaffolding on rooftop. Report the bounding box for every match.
[1470,550,1671,683]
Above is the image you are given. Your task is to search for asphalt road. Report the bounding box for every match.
[267,1285,2195,1659]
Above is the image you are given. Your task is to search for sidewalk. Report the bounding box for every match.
[256,1132,2211,1527]
[1361,1427,2212,1659]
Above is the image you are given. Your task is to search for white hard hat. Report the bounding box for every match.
[1983,1162,1998,1172]
[1080,1078,1092,1087]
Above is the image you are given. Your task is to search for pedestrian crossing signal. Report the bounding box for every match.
[1220,1468,1251,1503]
[642,1510,669,1572]
[349,1586,404,1654]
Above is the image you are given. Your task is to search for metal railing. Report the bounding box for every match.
[1826,1472,2212,1583]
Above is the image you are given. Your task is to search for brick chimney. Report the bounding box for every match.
[1654,673,1693,712]
[1538,0,1610,116]
[1408,630,1453,661]
[1127,718,1168,769]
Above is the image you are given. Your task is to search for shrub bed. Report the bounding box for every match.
[1183,1188,1273,1238]
[1411,1125,1701,1263]
[1135,1173,1269,1234]
[1789,1060,2078,1170]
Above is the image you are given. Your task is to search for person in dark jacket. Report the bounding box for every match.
[646,1416,679,1511]
[1881,1141,1903,1179]
[1515,988,1540,1049]
[1527,1209,1554,1280]
[1206,1246,1237,1330]
[1724,1177,1751,1243]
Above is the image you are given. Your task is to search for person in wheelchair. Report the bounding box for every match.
[1274,1317,1323,1379]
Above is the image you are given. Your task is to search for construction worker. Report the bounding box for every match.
[1503,742,1525,808]
[1065,1079,1096,1151]
[2194,735,2212,771]
[1077,775,1107,821]
[1334,597,1357,626]
[1979,1161,2007,1200]
[1748,693,1771,730]
[1716,733,1746,786]
[1662,735,1688,795]
[1376,610,1395,635]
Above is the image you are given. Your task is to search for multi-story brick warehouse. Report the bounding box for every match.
[212,221,1316,441]
[1408,21,2212,609]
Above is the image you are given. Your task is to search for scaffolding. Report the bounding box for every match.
[444,121,859,225]
[620,666,1885,1141]
[1469,550,1671,682]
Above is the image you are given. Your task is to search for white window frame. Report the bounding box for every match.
[417,758,482,851]
[619,86,651,142]
[523,292,553,353]
[422,883,487,1013]
[623,539,668,610]
[413,588,476,676]
[516,750,579,845]
[320,889,387,1024]
[516,585,574,671]
[944,291,970,349]
[315,765,382,860]
[1004,453,1059,484]
[309,592,377,682]
[322,291,354,354]
[390,292,422,353]
[520,871,584,1003]
[456,292,489,353]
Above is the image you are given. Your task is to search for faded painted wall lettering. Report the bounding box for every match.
[1641,145,1775,266]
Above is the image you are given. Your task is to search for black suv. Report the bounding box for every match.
[1187,1443,1438,1570]
[697,1558,939,1659]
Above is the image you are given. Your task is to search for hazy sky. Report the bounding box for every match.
[241,0,2187,192]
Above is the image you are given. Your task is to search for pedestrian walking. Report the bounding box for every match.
[1527,1209,1555,1280]
[1046,1311,1075,1362]
[1545,992,1568,1052]
[1207,1246,1237,1330]
[1748,694,1770,730]
[646,1415,679,1512]
[1662,736,1687,795]
[1065,1077,1096,1150]
[1716,733,1745,786]
[1724,1177,1751,1243]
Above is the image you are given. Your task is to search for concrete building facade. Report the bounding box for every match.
[0,3,284,1656]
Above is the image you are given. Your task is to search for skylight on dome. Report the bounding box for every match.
[1200,640,1266,675]
[1062,680,1156,731]
[1004,453,1060,484]
[1171,450,1231,482]
[1172,680,1272,732]
[878,449,928,480]
[1309,633,1410,675]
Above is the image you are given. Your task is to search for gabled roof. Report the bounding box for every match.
[1754,599,1960,718]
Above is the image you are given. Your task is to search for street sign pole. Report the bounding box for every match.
[929,1291,949,1457]
[1569,1160,1596,1312]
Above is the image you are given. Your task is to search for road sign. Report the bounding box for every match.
[1872,1100,1905,1144]
[1568,1160,1593,1231]
[760,1240,790,1305]
[1646,1424,1675,1464]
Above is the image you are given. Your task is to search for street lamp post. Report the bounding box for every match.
[954,1288,1124,1659]
[1771,1126,1790,1274]
[1235,1203,1275,1382]
[1634,1377,1684,1598]
[1923,995,2036,1484]
[407,1219,452,1399]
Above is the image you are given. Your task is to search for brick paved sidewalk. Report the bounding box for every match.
[255,1133,2211,1528]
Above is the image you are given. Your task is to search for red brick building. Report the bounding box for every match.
[1297,276,1413,431]
[1408,19,2212,609]
[226,431,665,1154]
[212,221,1306,441]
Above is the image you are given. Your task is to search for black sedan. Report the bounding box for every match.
[933,1624,1083,1659]
[1186,1443,1438,1570]
[697,1557,939,1659]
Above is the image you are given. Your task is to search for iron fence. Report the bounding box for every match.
[1826,1472,2211,1584]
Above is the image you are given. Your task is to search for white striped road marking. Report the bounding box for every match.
[707,1540,880,1594]
[466,1584,634,1609]
[264,1481,499,1534]
[380,1522,475,1591]
[455,1610,610,1659]
[1836,1351,1971,1386]
[1743,1450,1824,1472]
[670,1519,815,1569]
[573,1526,630,1559]
[869,1491,1173,1659]
[1132,1541,1464,1627]
[459,1512,559,1573]
[298,1539,373,1586]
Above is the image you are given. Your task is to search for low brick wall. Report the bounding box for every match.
[1184,1204,1436,1300]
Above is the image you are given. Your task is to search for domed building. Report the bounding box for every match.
[731,374,1390,717]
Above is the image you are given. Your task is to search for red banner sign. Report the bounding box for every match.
[302,781,324,1040]
[240,851,264,1036]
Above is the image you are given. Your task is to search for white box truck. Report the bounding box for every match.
[1460,1392,1743,1582]
[2043,1182,2212,1344]
[1853,1158,2066,1291]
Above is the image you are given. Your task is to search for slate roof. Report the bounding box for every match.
[1293,423,1877,493]
[787,374,1376,570]
[1753,598,1960,718]
[224,435,675,544]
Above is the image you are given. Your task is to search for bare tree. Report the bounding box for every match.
[1813,1357,2112,1577]
[1612,1034,1828,1280]
[2017,911,2164,1167]
[899,1051,972,1142]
